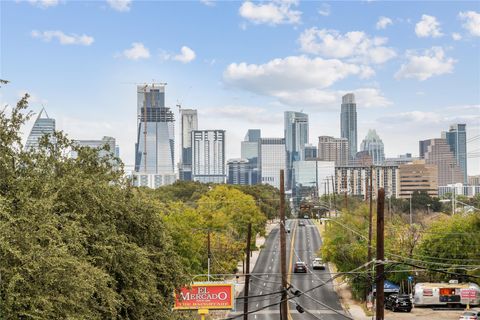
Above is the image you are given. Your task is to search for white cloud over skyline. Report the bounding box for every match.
[31,30,94,46]
[415,14,443,38]
[376,16,393,30]
[239,0,301,25]
[395,47,456,81]
[173,46,196,63]
[459,11,480,36]
[27,0,59,8]
[121,42,151,60]
[106,0,131,12]
[299,28,396,64]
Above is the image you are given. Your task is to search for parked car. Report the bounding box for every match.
[385,294,412,312]
[312,257,326,270]
[293,261,307,273]
[298,221,305,226]
[459,311,479,320]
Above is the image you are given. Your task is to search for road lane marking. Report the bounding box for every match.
[286,222,297,320]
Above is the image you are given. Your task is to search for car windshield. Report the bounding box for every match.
[296,262,305,266]
[397,296,410,301]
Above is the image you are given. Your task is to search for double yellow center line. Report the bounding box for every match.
[285,221,297,320]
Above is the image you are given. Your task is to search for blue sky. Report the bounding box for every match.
[1,0,479,174]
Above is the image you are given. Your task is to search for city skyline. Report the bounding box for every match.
[2,1,479,175]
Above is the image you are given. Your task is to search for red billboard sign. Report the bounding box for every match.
[174,283,234,310]
[461,289,477,299]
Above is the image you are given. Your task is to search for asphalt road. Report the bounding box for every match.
[231,219,348,320]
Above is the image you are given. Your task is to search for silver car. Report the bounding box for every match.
[312,257,326,270]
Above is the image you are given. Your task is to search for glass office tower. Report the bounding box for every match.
[340,93,358,161]
[25,108,55,151]
[284,111,309,190]
[134,84,175,175]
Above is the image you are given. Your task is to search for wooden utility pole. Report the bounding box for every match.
[331,175,336,215]
[243,223,252,320]
[367,167,374,265]
[375,188,385,320]
[344,191,348,211]
[279,170,288,319]
[207,230,211,281]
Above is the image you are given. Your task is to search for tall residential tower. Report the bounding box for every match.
[340,93,357,161]
[284,111,309,190]
[444,124,467,184]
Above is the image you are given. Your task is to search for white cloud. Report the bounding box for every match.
[376,16,393,29]
[415,14,443,38]
[318,3,330,17]
[27,0,59,8]
[224,55,373,94]
[31,30,94,46]
[298,28,396,64]
[239,0,301,25]
[223,55,390,109]
[451,32,462,41]
[395,47,456,81]
[200,0,215,6]
[121,42,150,60]
[173,46,196,63]
[459,11,480,37]
[106,0,131,12]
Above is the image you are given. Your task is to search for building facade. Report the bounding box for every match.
[284,111,309,190]
[192,130,226,183]
[335,165,399,199]
[258,138,286,189]
[134,84,175,175]
[25,108,55,151]
[318,136,349,166]
[304,144,318,160]
[419,138,463,186]
[360,129,385,165]
[71,136,116,159]
[227,158,250,185]
[240,129,261,185]
[293,160,335,204]
[444,124,467,184]
[398,160,438,198]
[340,93,357,161]
[179,109,198,181]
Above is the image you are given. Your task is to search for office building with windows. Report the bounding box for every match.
[258,138,286,189]
[284,111,309,190]
[444,124,467,184]
[360,129,385,165]
[398,160,438,198]
[335,165,399,199]
[293,160,335,207]
[25,108,55,151]
[419,138,463,186]
[192,130,226,183]
[318,136,349,166]
[227,158,250,185]
[241,129,261,185]
[179,109,198,181]
[304,144,318,160]
[133,84,176,188]
[340,93,358,161]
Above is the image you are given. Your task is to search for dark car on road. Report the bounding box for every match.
[298,220,305,226]
[293,261,307,273]
[385,294,412,312]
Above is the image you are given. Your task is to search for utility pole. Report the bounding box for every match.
[207,230,211,281]
[243,223,252,320]
[367,166,374,302]
[326,178,331,218]
[344,191,348,211]
[279,170,288,319]
[375,188,385,320]
[331,175,336,216]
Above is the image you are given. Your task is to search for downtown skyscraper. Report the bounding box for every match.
[133,84,176,188]
[284,111,309,190]
[444,124,467,184]
[340,93,358,161]
[179,109,198,181]
[25,108,55,151]
[192,130,226,183]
